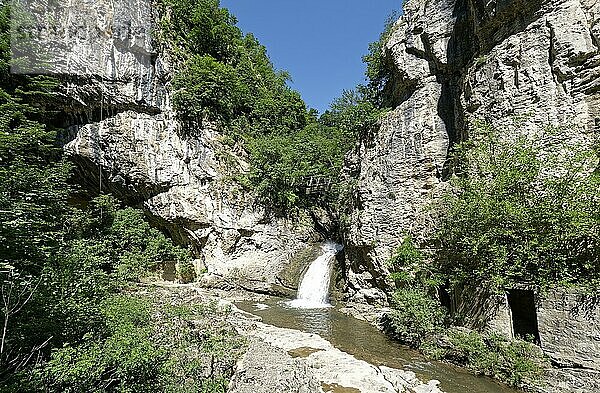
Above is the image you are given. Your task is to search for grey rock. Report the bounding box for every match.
[235,319,445,393]
[227,340,320,393]
[537,289,600,370]
[20,0,322,291]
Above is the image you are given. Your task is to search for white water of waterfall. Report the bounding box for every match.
[287,241,342,309]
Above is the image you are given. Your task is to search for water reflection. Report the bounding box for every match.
[280,300,333,337]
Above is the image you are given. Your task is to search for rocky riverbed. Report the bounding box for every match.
[229,317,443,393]
[149,282,521,393]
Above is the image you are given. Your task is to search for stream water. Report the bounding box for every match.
[236,299,520,393]
[236,242,519,393]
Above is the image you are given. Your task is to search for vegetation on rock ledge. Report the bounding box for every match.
[382,120,598,387]
[158,0,389,213]
[435,121,600,292]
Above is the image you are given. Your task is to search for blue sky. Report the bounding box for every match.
[220,0,402,114]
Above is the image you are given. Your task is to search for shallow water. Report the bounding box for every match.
[236,298,520,393]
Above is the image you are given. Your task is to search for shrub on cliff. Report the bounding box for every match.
[435,121,600,291]
[62,195,191,283]
[382,288,447,347]
[172,55,241,124]
[363,11,400,107]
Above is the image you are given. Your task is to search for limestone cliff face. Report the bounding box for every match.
[343,0,600,390]
[23,0,318,293]
[342,0,600,300]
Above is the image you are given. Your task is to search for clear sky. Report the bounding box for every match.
[220,0,402,114]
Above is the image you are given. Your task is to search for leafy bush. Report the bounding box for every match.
[35,296,163,392]
[159,0,307,136]
[61,195,191,282]
[381,235,448,347]
[29,291,245,393]
[176,260,196,283]
[245,122,349,211]
[422,328,547,387]
[363,11,400,106]
[435,122,600,291]
[172,55,241,124]
[382,288,447,347]
[386,236,442,289]
[157,0,240,63]
[9,288,243,392]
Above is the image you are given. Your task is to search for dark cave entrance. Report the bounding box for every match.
[507,289,541,345]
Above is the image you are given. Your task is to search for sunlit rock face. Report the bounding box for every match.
[342,0,599,301]
[12,0,318,292]
[342,0,600,390]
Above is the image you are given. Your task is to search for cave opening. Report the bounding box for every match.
[507,289,541,345]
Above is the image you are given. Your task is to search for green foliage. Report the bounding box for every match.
[245,86,387,212]
[435,122,600,291]
[386,236,445,295]
[176,260,196,283]
[0,81,70,277]
[383,288,446,348]
[30,292,244,393]
[320,87,385,145]
[157,0,240,63]
[245,123,348,211]
[422,329,546,387]
[387,237,425,285]
[35,296,161,393]
[172,55,241,124]
[363,11,400,105]
[58,195,191,283]
[383,237,447,349]
[0,195,193,381]
[0,12,80,376]
[382,288,447,347]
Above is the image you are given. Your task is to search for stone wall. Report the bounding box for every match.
[452,286,600,392]
[536,289,600,392]
[449,285,514,338]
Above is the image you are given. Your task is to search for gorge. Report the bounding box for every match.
[1,0,599,392]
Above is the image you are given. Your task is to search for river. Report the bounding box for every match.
[236,298,521,393]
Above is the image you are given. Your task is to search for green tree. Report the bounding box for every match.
[435,122,600,291]
[362,11,400,106]
[172,55,241,125]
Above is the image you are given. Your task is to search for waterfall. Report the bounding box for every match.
[288,241,342,309]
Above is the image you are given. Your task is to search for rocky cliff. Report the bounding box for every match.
[342,0,600,301]
[18,0,319,293]
[342,0,600,391]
